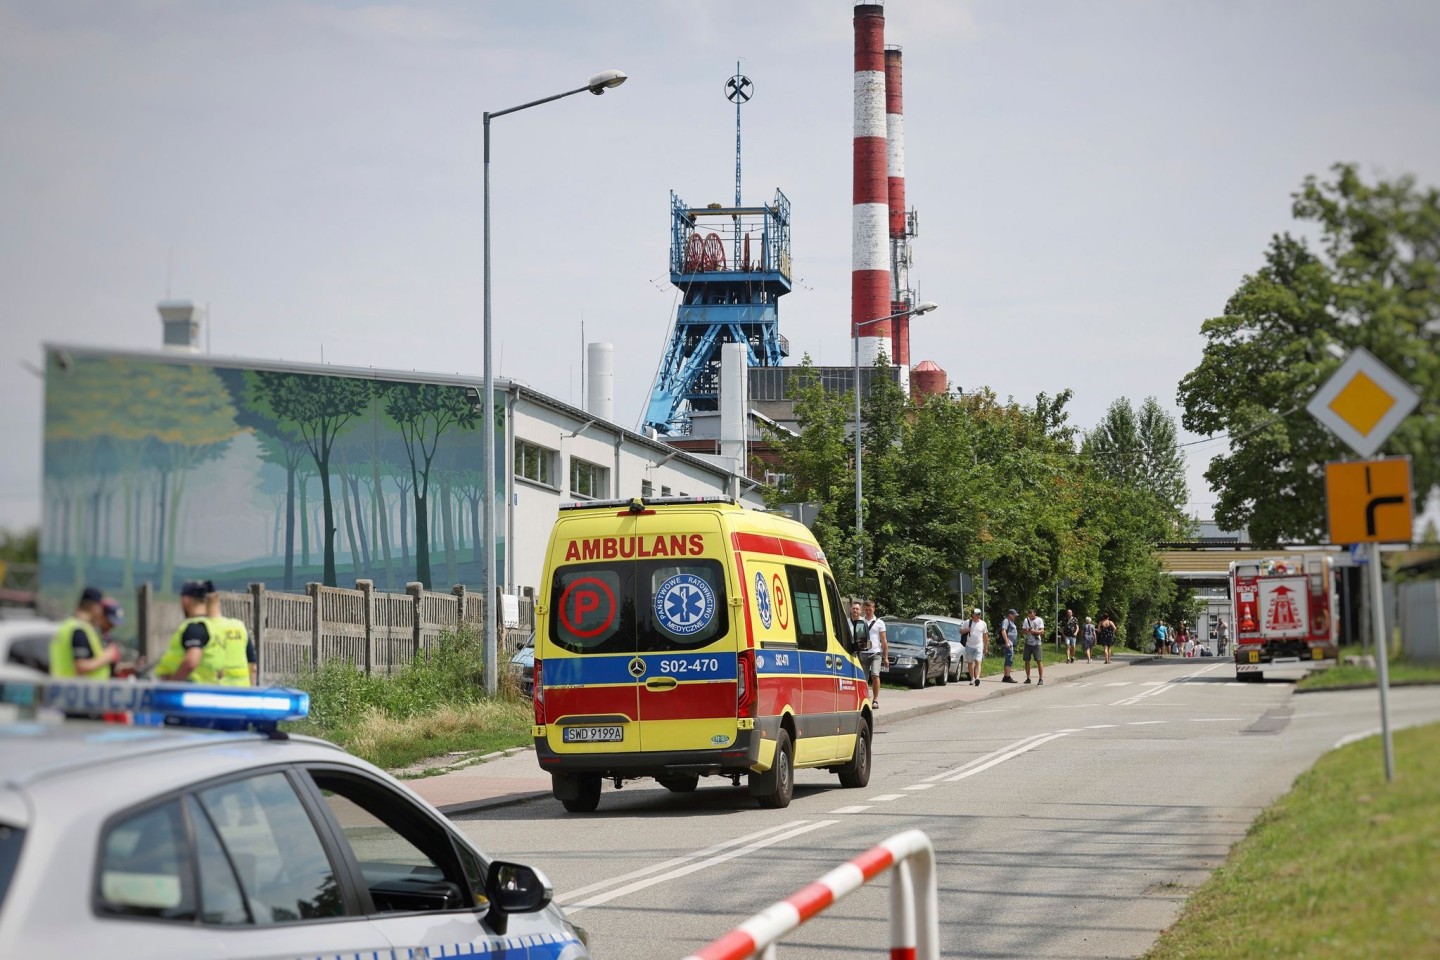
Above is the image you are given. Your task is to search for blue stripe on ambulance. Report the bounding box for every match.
[543,652,737,686]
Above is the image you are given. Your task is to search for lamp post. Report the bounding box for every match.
[853,300,938,580]
[482,69,627,696]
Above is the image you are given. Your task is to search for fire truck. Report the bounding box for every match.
[1229,555,1339,681]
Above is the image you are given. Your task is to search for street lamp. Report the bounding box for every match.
[853,300,938,580]
[482,69,627,695]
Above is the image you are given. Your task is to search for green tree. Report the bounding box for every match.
[249,372,371,586]
[380,383,477,589]
[1179,164,1440,545]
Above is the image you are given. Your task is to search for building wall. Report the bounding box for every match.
[504,388,765,592]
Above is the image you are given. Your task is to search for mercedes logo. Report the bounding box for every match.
[725,74,753,104]
[628,657,647,678]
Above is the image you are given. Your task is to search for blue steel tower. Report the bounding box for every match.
[643,69,791,436]
[642,191,792,435]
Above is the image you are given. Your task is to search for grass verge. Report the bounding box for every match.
[1297,655,1440,691]
[284,626,533,770]
[1143,721,1440,959]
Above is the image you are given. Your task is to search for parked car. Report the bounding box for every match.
[509,632,535,696]
[0,617,59,678]
[912,614,968,682]
[880,619,950,689]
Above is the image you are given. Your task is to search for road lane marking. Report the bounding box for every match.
[559,819,840,913]
[903,784,934,791]
[828,805,873,814]
[922,732,1057,783]
[1106,682,1133,687]
[1190,717,1240,722]
[942,732,1071,782]
[555,821,811,903]
[1085,724,1118,729]
[1126,720,1167,725]
[866,794,905,802]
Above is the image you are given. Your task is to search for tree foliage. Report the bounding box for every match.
[1178,164,1440,545]
[767,358,1190,644]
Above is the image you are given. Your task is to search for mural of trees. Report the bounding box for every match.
[42,352,499,604]
[246,372,371,586]
[380,383,478,589]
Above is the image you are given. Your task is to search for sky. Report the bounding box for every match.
[3,0,1439,534]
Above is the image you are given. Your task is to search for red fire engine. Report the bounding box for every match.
[1229,555,1339,681]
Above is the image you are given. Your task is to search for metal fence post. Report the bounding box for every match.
[249,582,265,681]
[306,582,321,671]
[356,579,374,676]
[407,582,424,658]
[452,583,467,630]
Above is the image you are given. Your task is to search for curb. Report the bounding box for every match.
[877,656,1158,725]
[436,789,551,817]
[1295,678,1440,694]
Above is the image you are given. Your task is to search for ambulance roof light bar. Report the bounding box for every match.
[559,495,738,512]
[0,678,310,731]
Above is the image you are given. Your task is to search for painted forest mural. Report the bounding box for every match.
[41,350,503,610]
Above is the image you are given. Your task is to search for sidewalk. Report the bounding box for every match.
[407,653,1156,816]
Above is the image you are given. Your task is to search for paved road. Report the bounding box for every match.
[454,660,1439,959]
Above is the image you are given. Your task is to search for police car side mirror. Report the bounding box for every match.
[485,861,553,935]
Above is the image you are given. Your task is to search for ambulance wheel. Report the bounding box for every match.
[753,731,794,809]
[837,719,872,788]
[560,774,602,813]
[659,774,699,793]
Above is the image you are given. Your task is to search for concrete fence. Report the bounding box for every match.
[136,581,535,685]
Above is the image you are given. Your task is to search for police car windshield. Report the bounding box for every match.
[550,559,730,656]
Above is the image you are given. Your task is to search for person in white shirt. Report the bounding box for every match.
[1183,635,1197,657]
[859,599,889,709]
[1022,608,1045,685]
[964,608,987,686]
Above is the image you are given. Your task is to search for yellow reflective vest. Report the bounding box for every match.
[156,616,228,683]
[215,616,252,687]
[49,617,108,679]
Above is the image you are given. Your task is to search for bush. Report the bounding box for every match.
[292,625,506,735]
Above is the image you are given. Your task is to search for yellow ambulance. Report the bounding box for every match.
[532,496,873,812]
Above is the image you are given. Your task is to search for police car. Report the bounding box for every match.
[0,676,589,959]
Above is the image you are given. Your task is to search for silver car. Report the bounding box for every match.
[0,680,589,959]
[913,614,968,682]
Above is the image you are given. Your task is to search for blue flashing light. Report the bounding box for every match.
[0,679,310,725]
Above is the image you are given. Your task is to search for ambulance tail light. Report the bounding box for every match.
[532,659,545,725]
[736,650,757,719]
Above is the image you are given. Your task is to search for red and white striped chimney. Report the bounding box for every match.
[852,3,891,368]
[885,44,912,379]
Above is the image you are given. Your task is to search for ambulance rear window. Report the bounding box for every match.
[550,559,730,655]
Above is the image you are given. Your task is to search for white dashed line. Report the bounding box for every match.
[1085,724,1118,729]
[1105,681,1133,687]
[829,805,873,814]
[903,784,934,791]
[866,794,905,802]
[1126,720,1167,725]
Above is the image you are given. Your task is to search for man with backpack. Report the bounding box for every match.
[1022,608,1045,685]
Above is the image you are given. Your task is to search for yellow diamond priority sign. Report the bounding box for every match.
[1306,348,1420,457]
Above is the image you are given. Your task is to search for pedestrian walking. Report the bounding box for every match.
[1000,609,1019,682]
[1063,609,1079,663]
[1216,616,1230,656]
[1152,620,1168,656]
[964,608,987,686]
[1098,612,1117,663]
[1081,616,1096,663]
[1177,621,1191,657]
[858,599,888,710]
[1022,608,1045,685]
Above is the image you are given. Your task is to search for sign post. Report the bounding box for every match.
[1311,347,1419,784]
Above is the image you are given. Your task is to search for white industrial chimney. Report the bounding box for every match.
[585,342,614,422]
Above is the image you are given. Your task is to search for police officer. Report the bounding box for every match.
[50,587,121,679]
[206,588,255,687]
[157,580,223,683]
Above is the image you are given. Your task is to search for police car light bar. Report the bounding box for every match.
[0,678,310,724]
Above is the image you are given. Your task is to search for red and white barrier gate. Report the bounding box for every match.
[682,829,939,960]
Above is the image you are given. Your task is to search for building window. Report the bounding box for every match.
[641,480,654,498]
[661,485,672,497]
[516,439,556,487]
[570,457,608,500]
